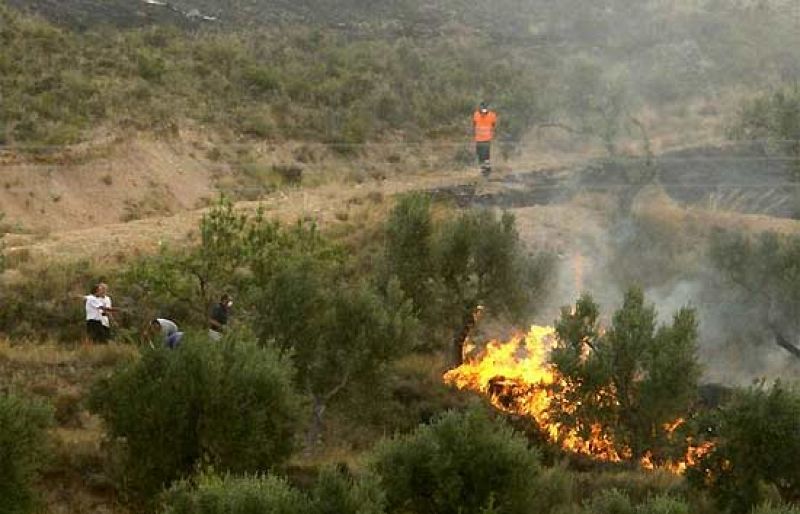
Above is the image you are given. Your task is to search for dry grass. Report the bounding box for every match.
[0,342,138,514]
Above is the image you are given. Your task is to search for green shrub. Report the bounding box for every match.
[163,473,310,514]
[384,193,434,316]
[752,503,800,514]
[576,471,683,507]
[162,467,385,514]
[370,406,541,514]
[0,393,53,514]
[89,337,302,502]
[0,260,102,341]
[585,489,634,514]
[550,288,701,462]
[533,465,577,514]
[635,495,689,514]
[687,382,800,514]
[383,203,555,347]
[309,466,386,514]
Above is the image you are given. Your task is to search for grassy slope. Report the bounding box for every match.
[1,0,796,149]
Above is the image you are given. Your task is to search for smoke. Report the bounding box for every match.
[521,190,800,387]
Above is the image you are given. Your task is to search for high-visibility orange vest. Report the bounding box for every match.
[473,110,497,142]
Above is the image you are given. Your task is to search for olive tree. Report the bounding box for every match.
[384,198,554,345]
[89,337,301,503]
[549,287,701,461]
[246,221,417,452]
[687,382,800,514]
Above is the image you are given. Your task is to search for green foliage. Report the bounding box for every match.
[0,7,548,147]
[370,406,541,514]
[732,86,800,176]
[246,218,417,448]
[0,260,101,341]
[752,503,800,514]
[635,495,689,514]
[89,337,301,502]
[550,287,701,461]
[0,393,53,514]
[709,229,800,345]
[384,201,554,344]
[162,467,385,514]
[119,196,254,328]
[163,473,311,514]
[309,466,387,514]
[586,489,634,514]
[687,382,800,514]
[583,490,689,514]
[384,194,434,316]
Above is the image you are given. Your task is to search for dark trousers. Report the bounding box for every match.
[86,320,110,343]
[476,141,491,163]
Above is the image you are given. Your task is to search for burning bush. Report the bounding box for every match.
[686,382,800,514]
[550,288,701,464]
[370,406,541,514]
[445,288,704,471]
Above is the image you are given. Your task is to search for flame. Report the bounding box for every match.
[444,325,713,473]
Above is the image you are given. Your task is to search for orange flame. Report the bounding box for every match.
[443,325,713,473]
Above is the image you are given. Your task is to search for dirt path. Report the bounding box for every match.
[4,167,485,266]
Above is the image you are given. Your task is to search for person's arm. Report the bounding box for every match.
[209,317,224,330]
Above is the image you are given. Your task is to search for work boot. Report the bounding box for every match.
[480,161,491,178]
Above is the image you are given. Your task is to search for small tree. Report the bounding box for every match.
[370,406,541,514]
[248,228,417,452]
[549,288,701,461]
[384,193,434,317]
[732,87,800,175]
[687,382,800,514]
[120,196,251,326]
[89,337,301,503]
[0,394,53,514]
[384,202,554,345]
[709,229,800,360]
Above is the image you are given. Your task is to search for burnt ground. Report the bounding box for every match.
[429,142,799,219]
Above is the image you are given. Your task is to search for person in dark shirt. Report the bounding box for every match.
[208,293,232,341]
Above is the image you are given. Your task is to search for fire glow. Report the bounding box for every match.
[443,325,713,473]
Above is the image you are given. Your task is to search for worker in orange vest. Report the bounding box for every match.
[472,101,497,177]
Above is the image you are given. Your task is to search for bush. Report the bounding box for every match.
[383,194,434,316]
[370,406,541,514]
[161,467,385,514]
[550,288,701,462]
[0,260,100,341]
[309,466,386,514]
[687,382,800,514]
[586,489,634,514]
[383,202,555,346]
[163,473,310,514]
[635,495,689,514]
[89,337,302,502]
[752,503,800,514]
[0,393,53,514]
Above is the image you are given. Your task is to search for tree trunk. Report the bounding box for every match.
[304,395,326,457]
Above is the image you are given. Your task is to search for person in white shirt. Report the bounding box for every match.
[85,284,109,343]
[85,282,118,343]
